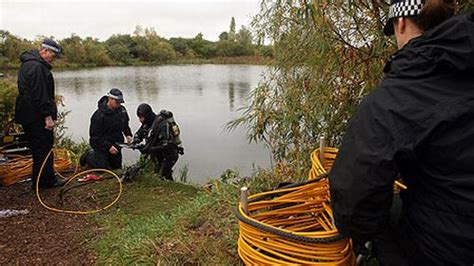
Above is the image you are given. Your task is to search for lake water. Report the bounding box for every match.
[54,65,271,183]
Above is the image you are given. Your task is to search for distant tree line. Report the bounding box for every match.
[0,17,273,68]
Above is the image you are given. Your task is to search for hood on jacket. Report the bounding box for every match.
[385,11,474,78]
[137,103,156,126]
[97,95,119,115]
[20,50,52,69]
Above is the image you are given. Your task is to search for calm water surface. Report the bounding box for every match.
[54,65,270,183]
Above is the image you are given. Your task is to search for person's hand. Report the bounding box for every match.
[109,145,119,155]
[45,116,55,130]
[137,145,148,154]
[126,136,133,144]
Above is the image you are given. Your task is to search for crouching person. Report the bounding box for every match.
[133,103,183,181]
[81,88,133,170]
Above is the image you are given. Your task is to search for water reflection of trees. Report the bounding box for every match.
[228,82,235,111]
[236,81,250,100]
[227,81,251,112]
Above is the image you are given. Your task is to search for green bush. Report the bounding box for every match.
[0,77,18,133]
[0,76,72,146]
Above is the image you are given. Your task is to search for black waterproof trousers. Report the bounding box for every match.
[151,148,178,181]
[22,121,55,189]
[81,149,122,170]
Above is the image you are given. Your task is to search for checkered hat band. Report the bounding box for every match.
[388,0,424,19]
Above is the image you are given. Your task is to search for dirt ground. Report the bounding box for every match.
[0,181,97,264]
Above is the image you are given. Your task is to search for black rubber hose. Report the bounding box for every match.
[235,206,344,244]
[59,176,114,200]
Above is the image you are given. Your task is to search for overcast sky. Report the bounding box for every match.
[0,0,261,41]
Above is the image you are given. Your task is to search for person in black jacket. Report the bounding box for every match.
[15,39,66,189]
[81,88,132,170]
[133,103,183,181]
[329,1,474,265]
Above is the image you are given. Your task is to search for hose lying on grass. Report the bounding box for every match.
[36,149,123,215]
[0,144,123,215]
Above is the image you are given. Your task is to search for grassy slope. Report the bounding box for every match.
[88,173,241,265]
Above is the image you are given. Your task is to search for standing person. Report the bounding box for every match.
[15,39,66,189]
[81,88,133,170]
[133,103,183,181]
[329,1,474,265]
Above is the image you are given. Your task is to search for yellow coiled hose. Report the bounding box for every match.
[236,147,407,265]
[35,148,123,215]
[236,147,355,265]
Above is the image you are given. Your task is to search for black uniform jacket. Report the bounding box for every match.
[89,96,132,153]
[329,11,474,264]
[15,50,58,125]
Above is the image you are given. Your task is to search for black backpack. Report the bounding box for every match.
[159,110,182,146]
